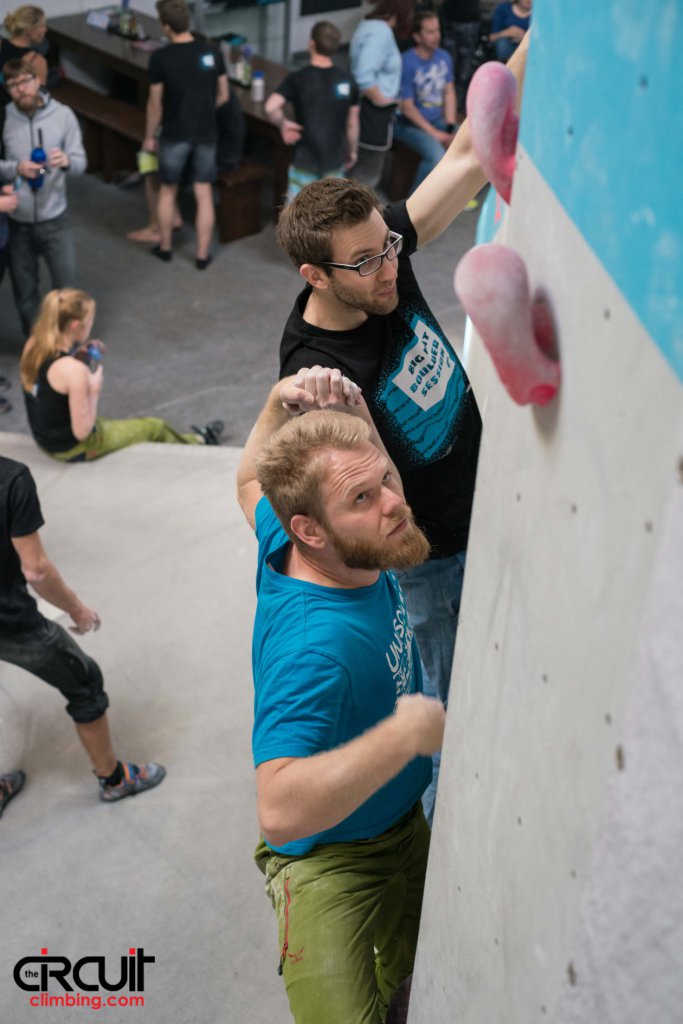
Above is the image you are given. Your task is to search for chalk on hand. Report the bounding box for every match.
[454,244,561,406]
[466,62,519,205]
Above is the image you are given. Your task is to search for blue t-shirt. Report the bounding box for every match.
[491,2,530,34]
[252,498,431,855]
[399,48,454,125]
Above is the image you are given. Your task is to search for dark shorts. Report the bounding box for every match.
[0,617,109,723]
[158,139,217,185]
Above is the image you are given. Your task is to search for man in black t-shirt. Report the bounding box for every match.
[0,457,166,816]
[144,0,227,268]
[275,33,528,825]
[264,21,359,204]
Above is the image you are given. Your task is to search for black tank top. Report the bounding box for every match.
[24,354,80,453]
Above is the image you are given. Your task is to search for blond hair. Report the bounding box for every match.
[20,289,94,391]
[256,411,371,540]
[3,5,44,38]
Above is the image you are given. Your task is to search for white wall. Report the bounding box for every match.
[409,149,683,1022]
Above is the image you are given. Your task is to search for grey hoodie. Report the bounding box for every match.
[1,92,87,223]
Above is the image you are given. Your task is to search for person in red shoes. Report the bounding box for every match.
[0,455,166,812]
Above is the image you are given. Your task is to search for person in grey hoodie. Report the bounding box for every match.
[1,59,86,334]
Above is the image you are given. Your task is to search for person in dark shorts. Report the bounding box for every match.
[0,456,166,814]
[143,0,227,268]
[264,21,359,204]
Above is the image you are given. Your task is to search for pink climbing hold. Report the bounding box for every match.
[454,245,561,406]
[466,62,518,204]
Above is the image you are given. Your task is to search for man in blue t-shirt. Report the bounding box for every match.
[237,378,445,1023]
[490,0,531,62]
[393,10,457,193]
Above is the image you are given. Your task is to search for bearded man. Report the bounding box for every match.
[274,37,529,825]
[1,59,86,334]
[237,371,446,1024]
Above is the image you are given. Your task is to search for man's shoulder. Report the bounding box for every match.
[0,456,29,485]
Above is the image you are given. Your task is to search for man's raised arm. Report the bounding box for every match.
[407,31,530,248]
[237,370,366,530]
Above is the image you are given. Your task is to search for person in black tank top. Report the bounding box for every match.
[20,288,225,460]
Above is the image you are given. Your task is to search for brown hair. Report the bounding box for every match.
[311,21,341,57]
[276,178,381,269]
[367,0,414,41]
[156,0,189,34]
[2,57,35,84]
[412,9,438,35]
[3,5,44,38]
[256,411,371,541]
[20,289,94,391]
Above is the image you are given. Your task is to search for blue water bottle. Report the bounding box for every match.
[29,128,47,191]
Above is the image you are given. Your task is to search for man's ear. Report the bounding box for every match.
[300,263,331,291]
[290,513,327,550]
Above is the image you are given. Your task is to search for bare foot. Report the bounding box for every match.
[127,225,161,244]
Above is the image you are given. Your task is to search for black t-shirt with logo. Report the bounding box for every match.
[148,39,226,144]
[276,65,358,174]
[0,457,44,632]
[279,201,482,558]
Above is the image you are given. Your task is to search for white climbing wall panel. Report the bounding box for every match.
[410,3,683,1021]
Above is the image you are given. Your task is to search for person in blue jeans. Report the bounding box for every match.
[393,10,457,194]
[489,0,531,62]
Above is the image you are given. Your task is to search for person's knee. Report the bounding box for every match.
[145,417,169,441]
[60,654,110,723]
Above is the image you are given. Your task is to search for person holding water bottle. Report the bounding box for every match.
[20,288,225,461]
[0,59,85,334]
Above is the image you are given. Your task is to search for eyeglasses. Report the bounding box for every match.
[6,76,36,91]
[318,232,403,277]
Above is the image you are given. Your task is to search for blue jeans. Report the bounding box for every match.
[493,38,518,62]
[393,118,448,192]
[8,212,77,335]
[394,551,466,826]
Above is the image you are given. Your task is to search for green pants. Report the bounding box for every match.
[255,803,430,1024]
[46,417,201,462]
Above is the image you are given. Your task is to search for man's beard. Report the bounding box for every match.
[324,507,430,571]
[15,96,41,115]
[328,273,399,317]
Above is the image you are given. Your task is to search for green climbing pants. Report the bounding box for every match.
[46,416,201,462]
[254,802,430,1024]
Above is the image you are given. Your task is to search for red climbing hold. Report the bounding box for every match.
[454,244,561,406]
[467,62,518,204]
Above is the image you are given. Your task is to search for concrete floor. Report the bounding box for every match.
[0,172,480,1023]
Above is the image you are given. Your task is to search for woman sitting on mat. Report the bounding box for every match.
[20,288,223,462]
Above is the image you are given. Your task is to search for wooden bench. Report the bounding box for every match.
[215,160,272,242]
[57,77,144,182]
[57,77,271,241]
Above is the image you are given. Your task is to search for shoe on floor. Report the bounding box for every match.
[191,419,224,445]
[151,245,172,262]
[195,255,212,270]
[0,374,11,392]
[0,395,12,414]
[99,762,166,802]
[0,769,26,819]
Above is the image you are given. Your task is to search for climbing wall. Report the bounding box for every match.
[410,4,683,1023]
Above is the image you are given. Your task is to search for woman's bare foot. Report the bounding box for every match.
[126,225,161,244]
